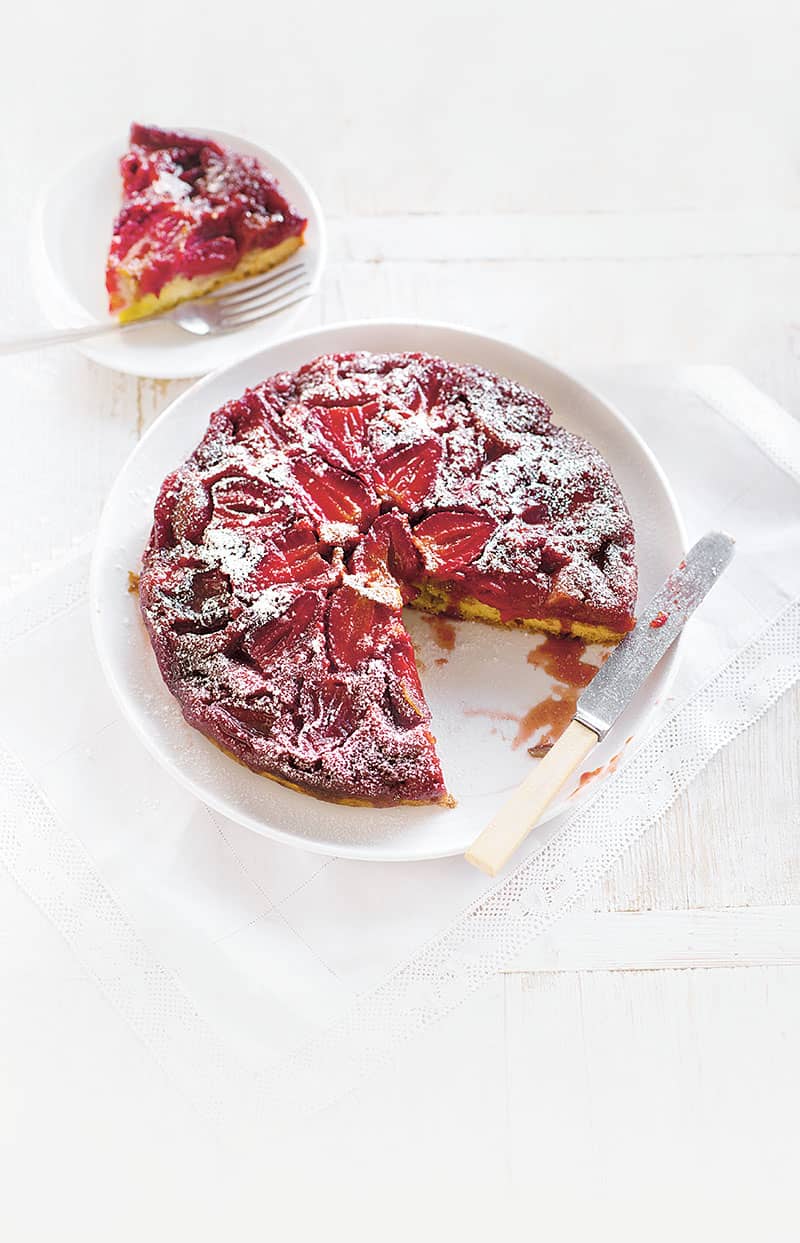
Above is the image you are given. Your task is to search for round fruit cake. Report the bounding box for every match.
[139,352,637,806]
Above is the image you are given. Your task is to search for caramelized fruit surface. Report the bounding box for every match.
[106,123,307,316]
[139,353,637,806]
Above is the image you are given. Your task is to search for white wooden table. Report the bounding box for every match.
[1,0,798,1231]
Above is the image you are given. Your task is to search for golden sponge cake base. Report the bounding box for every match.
[410,581,625,645]
[117,235,304,323]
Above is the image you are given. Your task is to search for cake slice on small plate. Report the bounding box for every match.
[106,123,307,323]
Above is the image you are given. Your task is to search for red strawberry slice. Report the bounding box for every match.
[248,522,334,590]
[346,524,399,604]
[349,512,422,601]
[326,583,390,670]
[292,459,377,529]
[301,673,358,744]
[212,473,287,527]
[228,387,292,448]
[374,439,441,512]
[412,511,495,575]
[273,526,333,584]
[315,402,378,470]
[246,591,321,669]
[383,512,425,583]
[386,640,430,728]
[348,522,389,580]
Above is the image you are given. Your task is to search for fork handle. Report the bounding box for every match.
[0,317,139,354]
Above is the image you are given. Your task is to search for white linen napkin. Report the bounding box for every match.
[1,365,798,1126]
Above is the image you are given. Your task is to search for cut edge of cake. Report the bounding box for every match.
[410,581,630,645]
[115,235,305,323]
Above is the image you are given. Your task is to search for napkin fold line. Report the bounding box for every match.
[682,365,800,485]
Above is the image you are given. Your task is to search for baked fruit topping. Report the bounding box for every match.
[106,123,307,322]
[139,352,637,806]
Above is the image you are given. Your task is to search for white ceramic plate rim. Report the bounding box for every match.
[90,320,687,861]
[30,124,326,379]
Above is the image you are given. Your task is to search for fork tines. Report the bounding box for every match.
[206,260,311,329]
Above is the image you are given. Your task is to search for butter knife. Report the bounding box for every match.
[465,531,735,876]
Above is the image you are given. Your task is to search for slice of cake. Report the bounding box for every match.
[106,123,307,322]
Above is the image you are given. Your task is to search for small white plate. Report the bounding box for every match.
[91,321,686,862]
[31,126,326,379]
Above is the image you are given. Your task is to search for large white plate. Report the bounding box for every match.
[91,322,686,861]
[31,126,325,379]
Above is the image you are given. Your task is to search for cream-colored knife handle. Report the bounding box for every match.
[465,719,599,876]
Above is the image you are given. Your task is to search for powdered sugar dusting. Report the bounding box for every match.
[249,584,295,624]
[201,524,264,582]
[139,351,637,805]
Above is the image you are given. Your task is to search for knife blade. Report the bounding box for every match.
[465,530,735,876]
[574,530,735,740]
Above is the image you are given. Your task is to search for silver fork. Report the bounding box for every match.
[0,260,312,354]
